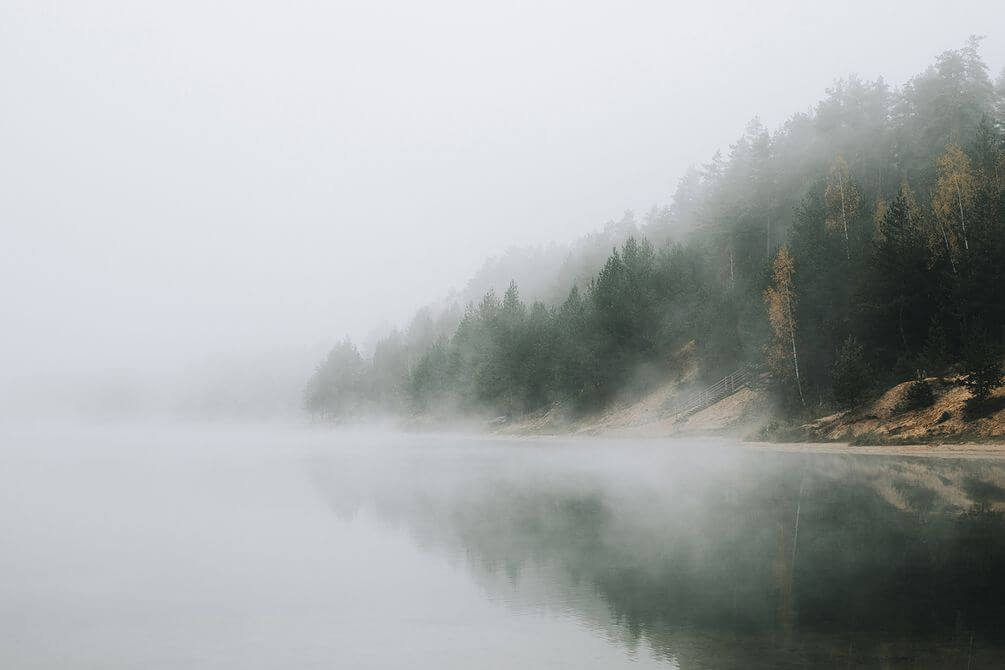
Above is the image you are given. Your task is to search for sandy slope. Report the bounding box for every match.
[501,379,771,438]
[499,373,1005,449]
[804,377,1005,444]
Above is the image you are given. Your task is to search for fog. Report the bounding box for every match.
[2,0,1002,418]
[5,425,1005,668]
[6,9,1005,665]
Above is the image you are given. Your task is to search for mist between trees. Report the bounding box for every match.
[306,38,1005,423]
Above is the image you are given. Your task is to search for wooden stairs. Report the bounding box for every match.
[672,366,755,423]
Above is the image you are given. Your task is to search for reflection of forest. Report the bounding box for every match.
[310,445,1005,668]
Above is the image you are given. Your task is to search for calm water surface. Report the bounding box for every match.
[3,425,1005,668]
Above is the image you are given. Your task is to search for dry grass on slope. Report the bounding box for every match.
[807,377,1005,444]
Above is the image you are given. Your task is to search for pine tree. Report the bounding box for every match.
[863,182,932,363]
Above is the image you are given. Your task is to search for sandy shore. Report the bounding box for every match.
[743,440,1005,459]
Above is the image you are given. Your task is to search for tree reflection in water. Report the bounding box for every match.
[310,440,1005,668]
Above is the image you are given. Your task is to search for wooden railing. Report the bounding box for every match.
[672,366,755,422]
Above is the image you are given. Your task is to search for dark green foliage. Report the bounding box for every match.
[307,40,1005,421]
[304,339,366,419]
[832,337,871,408]
[786,185,853,399]
[921,319,950,375]
[411,237,747,416]
[899,378,936,413]
[860,189,932,367]
[962,328,1004,417]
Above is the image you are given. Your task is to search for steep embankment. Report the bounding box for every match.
[500,373,1005,447]
[500,378,773,438]
[802,377,1005,444]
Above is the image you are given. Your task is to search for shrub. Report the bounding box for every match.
[963,350,1003,403]
[832,336,871,408]
[961,329,1003,419]
[898,378,935,413]
[960,335,1000,397]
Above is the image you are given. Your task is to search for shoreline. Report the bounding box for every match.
[484,375,1005,451]
[741,440,1005,459]
[454,419,1005,457]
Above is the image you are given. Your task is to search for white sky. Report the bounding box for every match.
[1,0,1002,409]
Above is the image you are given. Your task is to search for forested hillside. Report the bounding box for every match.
[306,39,1005,423]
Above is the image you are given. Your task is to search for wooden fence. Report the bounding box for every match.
[672,366,755,422]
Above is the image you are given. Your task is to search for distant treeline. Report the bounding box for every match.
[306,38,1005,420]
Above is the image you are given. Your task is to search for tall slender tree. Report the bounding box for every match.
[824,155,859,260]
[933,143,976,254]
[764,246,805,406]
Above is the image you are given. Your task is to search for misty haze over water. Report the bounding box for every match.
[4,1,1005,668]
[4,425,1005,669]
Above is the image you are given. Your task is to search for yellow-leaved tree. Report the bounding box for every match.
[872,198,889,243]
[932,143,976,260]
[763,246,805,406]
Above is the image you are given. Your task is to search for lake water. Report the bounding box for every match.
[2,424,1005,668]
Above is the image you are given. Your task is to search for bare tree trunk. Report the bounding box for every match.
[955,180,969,251]
[786,294,805,406]
[840,184,851,260]
[936,218,958,274]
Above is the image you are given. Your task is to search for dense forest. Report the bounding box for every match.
[306,38,1005,423]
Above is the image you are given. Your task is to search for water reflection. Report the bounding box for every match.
[310,440,1005,668]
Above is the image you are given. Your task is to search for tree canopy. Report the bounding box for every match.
[306,39,1005,421]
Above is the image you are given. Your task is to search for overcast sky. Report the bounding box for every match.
[1,0,1002,411]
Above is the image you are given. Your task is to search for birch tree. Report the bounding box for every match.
[824,155,859,260]
[933,143,976,255]
[764,246,805,406]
